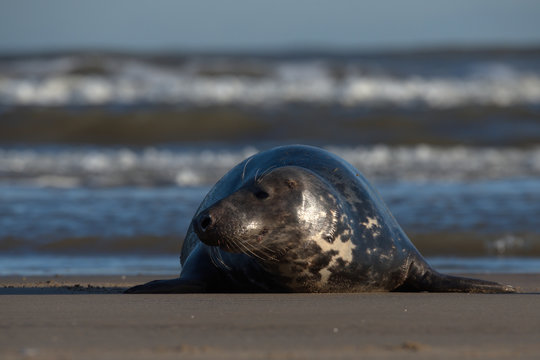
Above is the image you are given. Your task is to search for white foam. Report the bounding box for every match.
[1,145,539,187]
[330,145,540,181]
[1,57,540,107]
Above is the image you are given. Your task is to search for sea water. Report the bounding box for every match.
[1,49,539,275]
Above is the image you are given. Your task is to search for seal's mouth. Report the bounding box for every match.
[192,209,281,261]
[192,211,243,253]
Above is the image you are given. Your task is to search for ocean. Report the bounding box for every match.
[1,48,540,275]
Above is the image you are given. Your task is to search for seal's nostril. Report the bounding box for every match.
[193,211,218,246]
[200,214,212,230]
[255,190,269,199]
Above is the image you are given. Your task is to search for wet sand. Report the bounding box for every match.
[1,274,539,359]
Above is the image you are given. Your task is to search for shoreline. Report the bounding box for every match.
[1,274,539,359]
[1,273,538,294]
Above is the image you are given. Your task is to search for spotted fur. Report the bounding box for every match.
[126,145,516,294]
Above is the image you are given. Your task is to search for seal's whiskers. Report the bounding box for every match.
[256,165,278,184]
[241,157,253,182]
[210,246,231,270]
[233,237,265,261]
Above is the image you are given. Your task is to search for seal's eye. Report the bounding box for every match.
[254,190,269,199]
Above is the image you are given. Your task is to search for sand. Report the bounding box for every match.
[1,274,539,359]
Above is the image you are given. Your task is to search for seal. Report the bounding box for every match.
[125,145,515,293]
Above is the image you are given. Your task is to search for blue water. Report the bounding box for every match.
[1,49,540,275]
[1,178,539,254]
[1,176,539,275]
[1,255,539,276]
[0,255,180,276]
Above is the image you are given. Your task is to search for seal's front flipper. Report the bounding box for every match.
[124,278,205,294]
[394,261,516,293]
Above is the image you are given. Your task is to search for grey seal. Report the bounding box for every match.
[126,145,515,293]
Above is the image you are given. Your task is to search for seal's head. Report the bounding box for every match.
[192,166,342,262]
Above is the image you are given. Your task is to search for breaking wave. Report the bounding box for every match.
[1,145,539,187]
[1,53,540,108]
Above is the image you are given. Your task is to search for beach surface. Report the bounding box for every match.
[1,274,539,359]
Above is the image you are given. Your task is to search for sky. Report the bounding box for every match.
[0,0,540,53]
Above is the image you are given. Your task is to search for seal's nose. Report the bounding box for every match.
[198,213,212,232]
[193,211,218,245]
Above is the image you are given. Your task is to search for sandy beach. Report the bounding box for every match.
[0,274,538,359]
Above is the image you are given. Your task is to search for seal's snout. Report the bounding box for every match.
[198,213,212,232]
[193,211,219,246]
